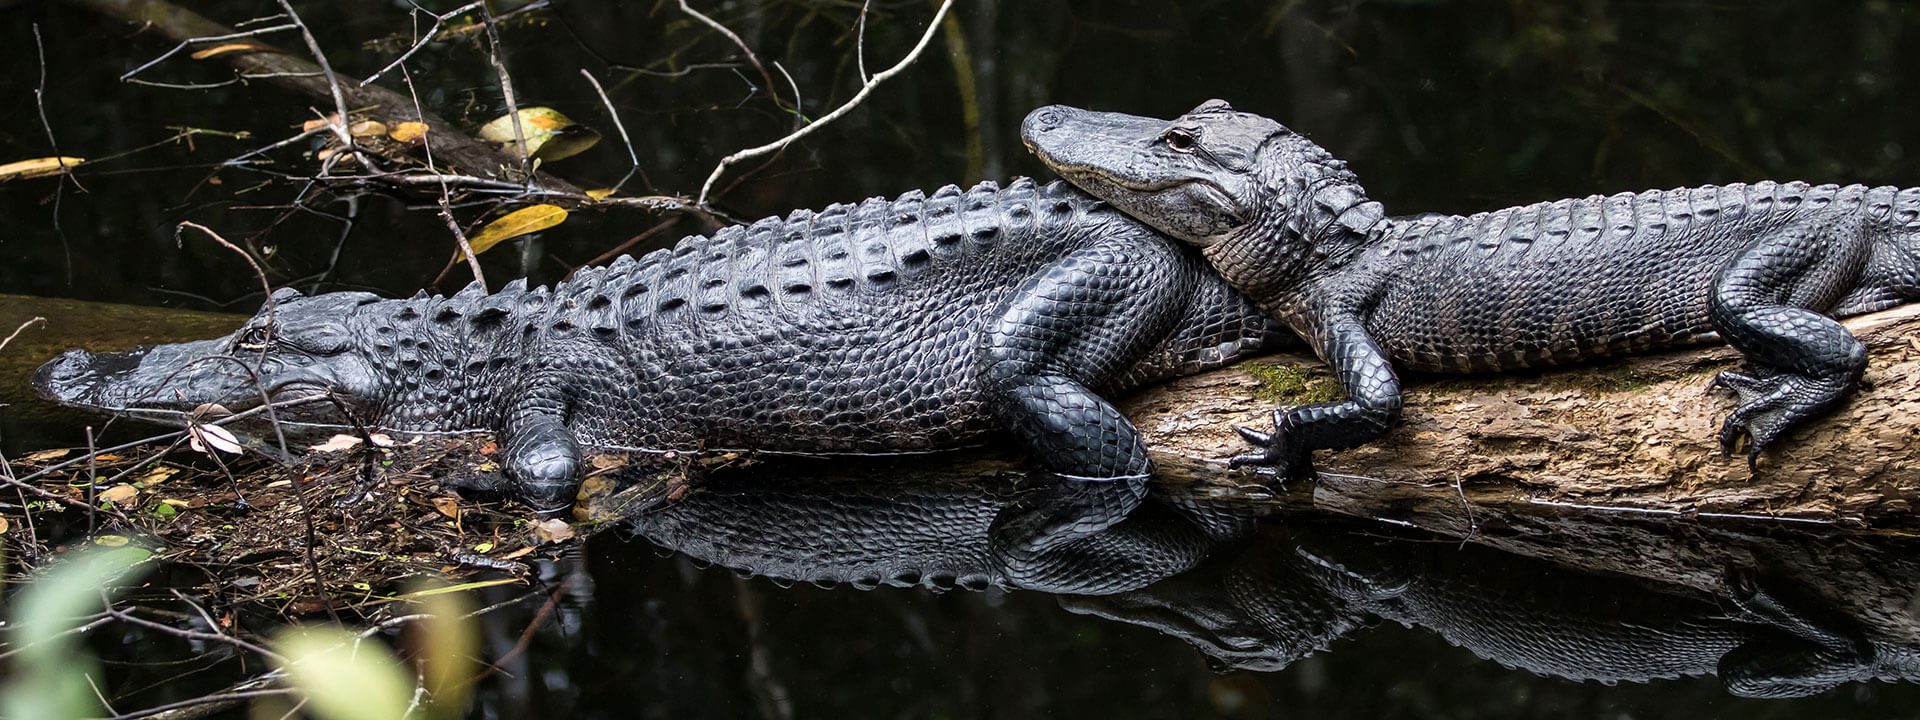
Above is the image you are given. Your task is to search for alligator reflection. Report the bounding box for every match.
[606,456,1920,700]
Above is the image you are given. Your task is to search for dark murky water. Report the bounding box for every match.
[4,1,1920,717]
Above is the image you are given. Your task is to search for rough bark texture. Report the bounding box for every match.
[1125,304,1920,527]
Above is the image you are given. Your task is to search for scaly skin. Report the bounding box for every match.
[1024,100,1920,476]
[34,179,1289,518]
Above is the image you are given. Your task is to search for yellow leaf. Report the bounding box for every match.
[477,107,600,161]
[453,204,568,262]
[348,120,388,137]
[190,41,273,59]
[585,188,615,201]
[0,156,85,181]
[0,516,9,534]
[388,121,429,143]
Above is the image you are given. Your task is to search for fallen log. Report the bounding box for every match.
[1126,304,1920,526]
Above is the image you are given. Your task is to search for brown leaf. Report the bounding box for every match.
[310,434,365,453]
[23,449,70,463]
[0,157,85,182]
[98,484,139,506]
[531,518,574,544]
[431,496,461,520]
[190,41,274,59]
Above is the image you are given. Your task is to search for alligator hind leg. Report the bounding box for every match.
[1709,230,1871,459]
[980,234,1199,552]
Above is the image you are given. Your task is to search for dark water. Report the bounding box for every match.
[4,0,1920,717]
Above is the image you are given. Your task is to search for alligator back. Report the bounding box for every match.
[471,179,1246,455]
[1365,182,1920,372]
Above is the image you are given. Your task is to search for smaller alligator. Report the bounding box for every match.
[34,179,1286,523]
[1025,100,1920,476]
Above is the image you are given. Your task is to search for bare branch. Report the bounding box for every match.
[272,1,353,150]
[362,1,487,86]
[678,1,782,111]
[698,0,956,206]
[579,68,642,195]
[1,317,46,353]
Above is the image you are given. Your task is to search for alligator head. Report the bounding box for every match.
[33,287,472,438]
[1022,100,1385,302]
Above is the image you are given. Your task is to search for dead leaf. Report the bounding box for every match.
[368,433,396,447]
[98,484,138,506]
[531,518,574,544]
[477,107,600,161]
[585,188,615,201]
[301,116,340,133]
[0,157,85,182]
[190,41,274,59]
[23,448,70,463]
[0,516,9,534]
[500,547,535,560]
[188,423,244,455]
[310,434,365,453]
[136,466,180,485]
[452,204,568,262]
[388,122,429,143]
[431,496,461,520]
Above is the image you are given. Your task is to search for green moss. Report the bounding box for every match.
[1245,364,1345,404]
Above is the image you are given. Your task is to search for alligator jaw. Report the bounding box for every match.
[1021,101,1263,246]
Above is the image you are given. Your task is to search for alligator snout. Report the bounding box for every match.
[1020,105,1071,151]
[32,349,94,402]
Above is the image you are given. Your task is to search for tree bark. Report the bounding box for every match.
[1124,304,1920,527]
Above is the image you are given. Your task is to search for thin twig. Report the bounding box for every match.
[438,196,488,289]
[104,606,287,664]
[32,24,76,284]
[1,317,46,351]
[678,1,781,110]
[578,68,642,194]
[573,218,679,275]
[478,3,530,179]
[102,688,295,720]
[272,1,352,150]
[118,23,300,83]
[698,0,955,205]
[362,1,487,86]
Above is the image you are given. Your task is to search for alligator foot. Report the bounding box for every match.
[1225,410,1313,482]
[1711,369,1853,464]
[1719,566,1872,698]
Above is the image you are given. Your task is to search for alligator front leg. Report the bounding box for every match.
[1709,230,1872,459]
[980,234,1198,552]
[502,376,584,513]
[1230,312,1402,479]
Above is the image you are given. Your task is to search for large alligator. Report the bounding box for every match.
[34,179,1287,520]
[1024,100,1920,476]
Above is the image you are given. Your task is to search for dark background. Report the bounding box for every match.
[4,1,1920,717]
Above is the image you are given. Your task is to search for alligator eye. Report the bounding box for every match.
[237,327,271,349]
[1162,128,1198,152]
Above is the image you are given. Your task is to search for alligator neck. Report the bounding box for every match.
[1203,177,1382,311]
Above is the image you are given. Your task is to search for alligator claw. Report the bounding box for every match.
[1711,369,1852,468]
[1224,411,1312,481]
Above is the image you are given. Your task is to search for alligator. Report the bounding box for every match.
[1024,100,1920,476]
[33,178,1288,520]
